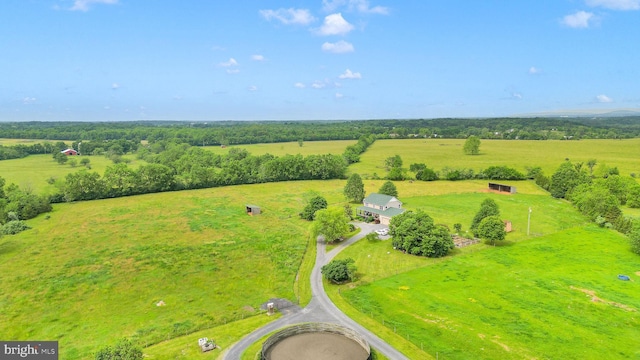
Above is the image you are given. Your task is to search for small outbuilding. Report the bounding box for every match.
[246,205,261,216]
[488,182,516,194]
[61,148,78,156]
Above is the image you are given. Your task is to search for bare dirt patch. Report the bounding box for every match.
[635,271,640,277]
[570,286,636,312]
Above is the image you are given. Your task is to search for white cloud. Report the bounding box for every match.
[528,66,541,75]
[338,69,362,79]
[294,82,306,88]
[259,8,315,25]
[70,0,118,12]
[318,13,354,35]
[586,0,640,10]
[596,94,613,102]
[226,69,240,74]
[322,0,389,14]
[311,81,327,89]
[22,97,36,104]
[321,40,354,53]
[335,92,344,99]
[251,54,265,61]
[511,92,523,100]
[248,85,258,91]
[562,11,595,28]
[219,58,238,67]
[111,83,120,90]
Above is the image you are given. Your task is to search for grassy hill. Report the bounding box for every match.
[0,180,347,359]
[337,225,639,359]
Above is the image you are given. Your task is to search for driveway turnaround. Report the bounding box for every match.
[222,222,408,360]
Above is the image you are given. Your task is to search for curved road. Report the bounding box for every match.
[222,223,408,360]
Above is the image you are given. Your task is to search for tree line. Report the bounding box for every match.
[58,142,347,202]
[1,117,640,148]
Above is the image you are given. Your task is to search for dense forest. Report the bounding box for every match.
[1,117,639,147]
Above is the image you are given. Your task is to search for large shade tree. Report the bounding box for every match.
[463,135,481,155]
[311,207,350,242]
[389,210,454,258]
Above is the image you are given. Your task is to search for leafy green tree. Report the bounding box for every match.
[63,170,106,201]
[453,223,462,233]
[549,161,591,199]
[298,139,304,147]
[463,135,481,155]
[570,183,622,225]
[627,184,640,208]
[476,215,506,245]
[80,157,91,168]
[103,163,138,197]
[470,198,500,233]
[389,210,454,258]
[4,185,52,220]
[344,173,365,203]
[53,152,68,164]
[95,338,143,360]
[409,163,426,173]
[311,207,350,242]
[415,167,438,181]
[586,159,597,176]
[378,181,398,197]
[630,223,640,255]
[384,155,403,170]
[321,258,357,283]
[300,195,328,221]
[387,167,407,181]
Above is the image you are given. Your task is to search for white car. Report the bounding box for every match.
[375,228,389,236]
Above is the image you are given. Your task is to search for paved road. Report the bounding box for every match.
[221,222,408,360]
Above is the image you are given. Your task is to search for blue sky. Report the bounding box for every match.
[2,0,640,121]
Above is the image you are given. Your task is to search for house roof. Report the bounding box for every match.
[61,148,77,153]
[357,205,405,218]
[363,193,399,206]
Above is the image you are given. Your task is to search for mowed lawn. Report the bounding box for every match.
[338,224,640,360]
[0,154,143,195]
[0,180,347,359]
[349,138,640,178]
[204,139,357,156]
[0,138,71,146]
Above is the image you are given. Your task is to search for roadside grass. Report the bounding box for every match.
[349,138,640,179]
[0,180,346,359]
[205,140,357,156]
[144,314,276,359]
[335,225,640,359]
[0,154,142,194]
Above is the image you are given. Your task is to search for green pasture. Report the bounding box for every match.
[0,180,348,359]
[350,139,640,179]
[204,140,357,156]
[0,154,142,194]
[0,138,71,146]
[336,225,640,359]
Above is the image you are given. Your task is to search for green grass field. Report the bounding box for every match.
[2,137,640,359]
[0,180,348,359]
[0,154,142,194]
[204,140,357,156]
[0,138,71,146]
[349,139,640,179]
[337,225,639,359]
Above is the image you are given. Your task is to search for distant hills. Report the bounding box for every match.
[517,108,640,118]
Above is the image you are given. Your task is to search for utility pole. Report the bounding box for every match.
[527,207,532,236]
